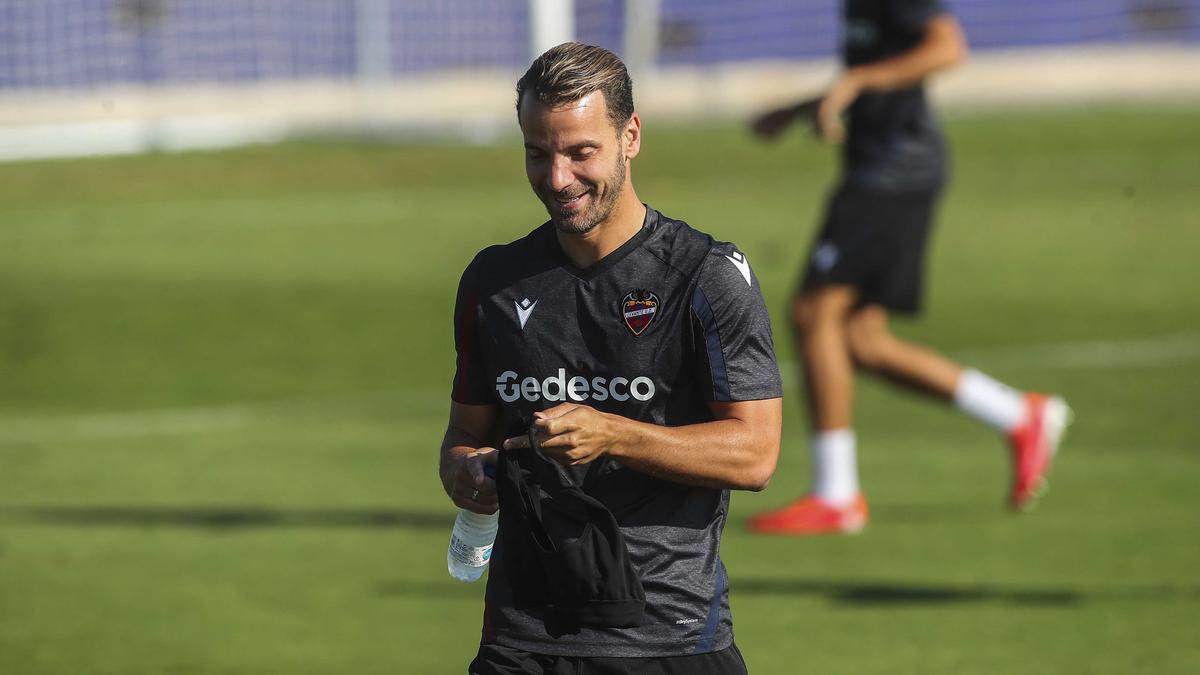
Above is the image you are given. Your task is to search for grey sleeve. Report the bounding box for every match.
[689,245,783,402]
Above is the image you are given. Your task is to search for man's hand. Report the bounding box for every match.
[816,73,864,144]
[440,402,500,514]
[442,447,499,514]
[750,97,821,141]
[502,403,616,466]
[501,399,781,491]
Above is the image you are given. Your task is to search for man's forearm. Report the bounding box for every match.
[440,404,501,513]
[605,405,781,492]
[440,425,485,481]
[848,15,967,93]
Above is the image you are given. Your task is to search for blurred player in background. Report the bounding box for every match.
[747,0,1071,535]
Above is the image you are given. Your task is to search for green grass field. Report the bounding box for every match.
[2,107,1198,674]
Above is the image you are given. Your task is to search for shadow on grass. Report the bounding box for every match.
[734,577,1082,607]
[374,576,1200,606]
[0,505,450,530]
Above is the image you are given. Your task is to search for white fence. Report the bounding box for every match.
[1,0,1198,161]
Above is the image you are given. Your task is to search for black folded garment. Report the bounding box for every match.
[497,424,645,638]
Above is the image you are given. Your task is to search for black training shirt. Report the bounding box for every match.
[451,206,782,657]
[843,0,949,193]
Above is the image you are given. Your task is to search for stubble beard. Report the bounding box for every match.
[546,156,627,236]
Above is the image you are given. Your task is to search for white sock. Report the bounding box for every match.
[954,368,1027,434]
[810,429,859,505]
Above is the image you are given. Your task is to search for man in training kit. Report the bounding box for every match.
[440,43,783,673]
[747,1,1071,535]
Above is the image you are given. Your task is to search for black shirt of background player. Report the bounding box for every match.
[843,0,949,193]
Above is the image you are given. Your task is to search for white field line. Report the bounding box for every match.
[0,387,447,445]
[2,334,1197,444]
[777,332,1200,384]
[948,333,1200,370]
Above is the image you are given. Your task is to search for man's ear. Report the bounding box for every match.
[624,113,642,160]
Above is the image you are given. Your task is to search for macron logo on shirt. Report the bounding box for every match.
[724,251,753,287]
[515,297,538,329]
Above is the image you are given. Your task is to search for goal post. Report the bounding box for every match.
[530,0,576,60]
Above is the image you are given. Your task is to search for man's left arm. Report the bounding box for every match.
[503,398,781,491]
[504,245,783,491]
[843,13,967,94]
[818,13,968,141]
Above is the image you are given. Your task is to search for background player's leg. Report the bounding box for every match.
[844,304,1028,426]
[795,286,862,507]
[795,285,857,431]
[747,285,867,534]
[844,304,1071,510]
[844,304,963,400]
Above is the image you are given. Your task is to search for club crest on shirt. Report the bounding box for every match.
[621,289,659,336]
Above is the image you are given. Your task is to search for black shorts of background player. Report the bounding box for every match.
[747,0,1071,535]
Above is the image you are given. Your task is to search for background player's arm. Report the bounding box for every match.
[504,398,782,491]
[817,14,967,141]
[839,13,967,96]
[752,14,967,142]
[750,96,822,140]
[439,401,500,514]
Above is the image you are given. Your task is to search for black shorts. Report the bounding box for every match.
[469,642,747,675]
[800,183,941,314]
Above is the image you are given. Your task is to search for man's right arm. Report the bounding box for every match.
[815,14,966,142]
[444,253,501,513]
[439,401,501,514]
[752,13,968,143]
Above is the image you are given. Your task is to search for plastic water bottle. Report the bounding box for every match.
[447,509,499,582]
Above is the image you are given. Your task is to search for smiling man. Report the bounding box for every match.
[439,43,783,674]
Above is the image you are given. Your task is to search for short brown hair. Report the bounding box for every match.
[516,42,634,129]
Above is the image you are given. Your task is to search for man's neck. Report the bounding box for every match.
[556,193,646,269]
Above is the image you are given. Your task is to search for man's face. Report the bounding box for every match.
[519,91,638,235]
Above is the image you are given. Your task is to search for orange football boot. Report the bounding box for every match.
[1009,393,1072,511]
[748,493,869,535]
